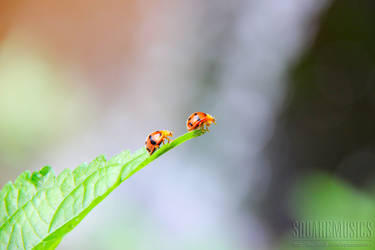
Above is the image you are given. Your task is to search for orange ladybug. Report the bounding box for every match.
[186,112,216,131]
[145,130,173,155]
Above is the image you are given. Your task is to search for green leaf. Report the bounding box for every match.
[0,129,204,250]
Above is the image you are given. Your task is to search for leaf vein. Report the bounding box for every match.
[30,201,48,225]
[6,223,15,250]
[22,207,42,240]
[21,225,26,250]
[16,189,20,211]
[47,162,110,232]
[4,190,10,218]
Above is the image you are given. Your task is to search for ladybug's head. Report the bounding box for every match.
[160,130,173,137]
[206,114,216,125]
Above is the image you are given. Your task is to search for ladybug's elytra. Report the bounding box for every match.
[145,130,173,155]
[186,112,216,131]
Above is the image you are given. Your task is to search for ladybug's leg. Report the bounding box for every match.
[149,146,156,155]
[204,123,211,132]
[159,131,173,144]
[159,138,168,146]
[161,135,172,144]
[200,124,205,132]
[205,124,210,132]
[198,123,205,132]
[201,123,207,132]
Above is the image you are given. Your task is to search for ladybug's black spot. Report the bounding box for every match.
[189,122,193,126]
[146,147,150,152]
[194,112,197,115]
[196,116,201,122]
[188,117,191,121]
[149,135,152,139]
[150,138,157,145]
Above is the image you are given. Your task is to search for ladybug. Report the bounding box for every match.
[186,112,216,131]
[145,130,173,155]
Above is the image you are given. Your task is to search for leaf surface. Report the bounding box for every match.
[0,130,204,249]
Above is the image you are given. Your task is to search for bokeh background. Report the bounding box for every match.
[1,0,375,249]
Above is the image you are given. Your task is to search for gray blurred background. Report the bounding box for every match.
[2,0,375,249]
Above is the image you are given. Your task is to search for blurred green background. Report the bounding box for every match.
[1,0,375,249]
